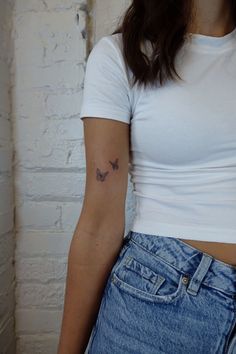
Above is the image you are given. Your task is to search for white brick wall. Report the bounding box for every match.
[0,1,134,353]
[93,0,130,40]
[0,0,16,353]
[12,1,87,352]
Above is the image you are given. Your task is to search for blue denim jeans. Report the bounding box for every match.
[87,230,236,354]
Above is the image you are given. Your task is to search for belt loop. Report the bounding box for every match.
[186,253,213,296]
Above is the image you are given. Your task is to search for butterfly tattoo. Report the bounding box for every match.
[96,168,109,182]
[109,158,119,171]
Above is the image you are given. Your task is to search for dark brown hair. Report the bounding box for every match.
[112,0,236,89]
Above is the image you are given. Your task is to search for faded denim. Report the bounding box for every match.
[87,230,236,354]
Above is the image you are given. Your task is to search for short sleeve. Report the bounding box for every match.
[79,35,132,124]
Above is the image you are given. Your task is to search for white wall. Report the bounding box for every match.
[93,0,130,41]
[12,1,87,353]
[0,0,16,353]
[12,0,134,353]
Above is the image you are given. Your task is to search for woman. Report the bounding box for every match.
[58,0,236,353]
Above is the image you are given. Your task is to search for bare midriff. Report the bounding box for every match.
[178,239,236,268]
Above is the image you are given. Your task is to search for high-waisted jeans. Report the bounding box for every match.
[87,230,236,354]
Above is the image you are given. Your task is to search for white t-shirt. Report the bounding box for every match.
[80,27,236,244]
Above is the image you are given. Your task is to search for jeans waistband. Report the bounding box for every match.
[126,230,236,298]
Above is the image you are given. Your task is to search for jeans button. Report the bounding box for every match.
[182,275,189,285]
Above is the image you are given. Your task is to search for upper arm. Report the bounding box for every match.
[78,35,132,235]
[79,35,132,124]
[80,118,130,234]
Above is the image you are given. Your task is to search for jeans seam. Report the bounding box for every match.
[129,238,185,276]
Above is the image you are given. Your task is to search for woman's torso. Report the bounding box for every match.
[106,31,236,261]
[179,239,236,267]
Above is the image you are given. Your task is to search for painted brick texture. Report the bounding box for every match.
[12,1,87,352]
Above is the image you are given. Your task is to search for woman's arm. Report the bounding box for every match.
[57,117,130,354]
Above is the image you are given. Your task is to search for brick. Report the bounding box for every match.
[15,257,67,283]
[16,282,65,308]
[14,9,86,67]
[15,138,85,170]
[14,0,46,13]
[17,334,59,354]
[16,171,85,200]
[14,0,85,13]
[15,115,83,142]
[60,201,83,231]
[13,89,46,118]
[15,231,71,256]
[16,201,62,230]
[14,61,84,91]
[15,309,62,334]
[46,91,84,118]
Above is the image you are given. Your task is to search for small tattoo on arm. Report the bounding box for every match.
[96,168,109,182]
[109,158,119,171]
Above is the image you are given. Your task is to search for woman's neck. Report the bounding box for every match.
[188,0,235,37]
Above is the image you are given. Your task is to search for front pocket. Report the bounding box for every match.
[111,253,186,303]
[122,256,166,295]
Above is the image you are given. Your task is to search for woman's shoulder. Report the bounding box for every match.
[92,32,123,58]
[89,32,132,83]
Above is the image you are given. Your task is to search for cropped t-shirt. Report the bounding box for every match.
[80,27,236,244]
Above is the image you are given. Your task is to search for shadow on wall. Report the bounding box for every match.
[0,0,16,353]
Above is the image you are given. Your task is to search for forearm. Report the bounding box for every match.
[57,226,124,354]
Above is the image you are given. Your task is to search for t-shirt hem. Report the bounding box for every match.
[80,108,130,124]
[130,219,236,244]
